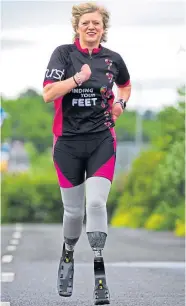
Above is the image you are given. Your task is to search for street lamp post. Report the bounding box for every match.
[135,82,143,152]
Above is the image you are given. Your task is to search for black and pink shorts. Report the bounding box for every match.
[53,128,117,188]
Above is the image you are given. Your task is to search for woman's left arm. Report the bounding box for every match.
[112,83,131,121]
[117,83,131,102]
[112,54,131,121]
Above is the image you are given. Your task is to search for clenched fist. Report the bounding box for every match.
[79,64,92,83]
[112,102,123,122]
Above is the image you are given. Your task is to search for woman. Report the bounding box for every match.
[43,2,131,305]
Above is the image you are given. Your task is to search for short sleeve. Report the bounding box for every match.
[115,54,130,87]
[43,47,66,87]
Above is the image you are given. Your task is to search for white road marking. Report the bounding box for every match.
[12,232,21,239]
[1,272,15,282]
[6,245,16,252]
[15,223,23,231]
[9,239,19,245]
[75,261,185,269]
[1,255,13,264]
[0,303,10,306]
[107,261,185,269]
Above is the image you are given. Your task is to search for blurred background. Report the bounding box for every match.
[1,0,185,236]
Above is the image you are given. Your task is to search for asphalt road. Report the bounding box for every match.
[1,224,185,306]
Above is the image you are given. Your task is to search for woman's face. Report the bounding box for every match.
[77,11,104,45]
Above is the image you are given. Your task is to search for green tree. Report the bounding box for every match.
[111,87,185,235]
[1,96,53,152]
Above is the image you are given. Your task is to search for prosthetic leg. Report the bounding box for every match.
[87,232,110,305]
[57,183,85,297]
[57,237,78,297]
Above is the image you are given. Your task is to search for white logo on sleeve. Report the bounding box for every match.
[45,68,65,80]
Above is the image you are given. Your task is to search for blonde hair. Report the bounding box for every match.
[71,2,110,43]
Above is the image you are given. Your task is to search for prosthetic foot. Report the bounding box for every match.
[57,242,74,297]
[94,256,110,305]
[87,231,110,305]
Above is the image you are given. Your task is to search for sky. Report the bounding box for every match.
[1,0,186,111]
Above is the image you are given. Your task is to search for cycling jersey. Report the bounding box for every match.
[43,38,130,136]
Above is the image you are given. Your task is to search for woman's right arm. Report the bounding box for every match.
[43,77,77,103]
[43,46,91,103]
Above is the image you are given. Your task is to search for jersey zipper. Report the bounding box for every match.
[89,53,92,66]
[88,53,92,79]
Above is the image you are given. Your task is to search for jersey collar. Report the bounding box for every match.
[74,38,102,54]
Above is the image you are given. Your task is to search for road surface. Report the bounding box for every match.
[1,224,185,306]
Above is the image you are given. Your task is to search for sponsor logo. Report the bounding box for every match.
[45,68,65,80]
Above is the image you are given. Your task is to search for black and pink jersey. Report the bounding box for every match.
[43,38,130,136]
